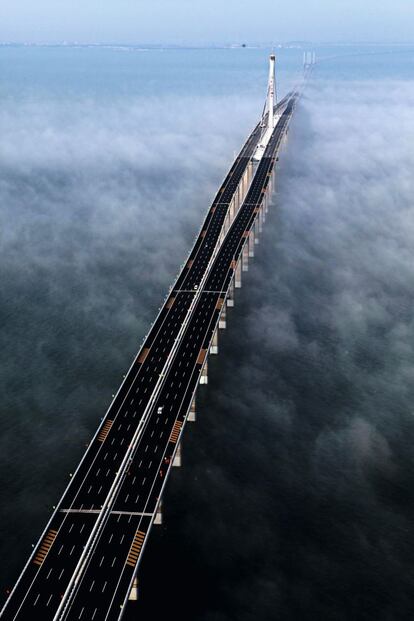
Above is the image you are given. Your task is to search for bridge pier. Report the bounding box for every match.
[247,163,252,189]
[188,396,196,422]
[248,230,255,257]
[238,182,243,210]
[200,358,208,384]
[173,442,182,467]
[259,206,264,233]
[210,328,219,354]
[154,500,163,524]
[254,218,260,243]
[268,176,274,203]
[235,259,242,288]
[264,191,269,215]
[223,211,230,236]
[234,189,240,214]
[242,242,249,272]
[227,279,235,307]
[248,161,255,184]
[230,196,237,224]
[128,576,139,601]
[241,170,248,200]
[219,301,227,328]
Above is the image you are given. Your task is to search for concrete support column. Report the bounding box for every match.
[188,396,196,422]
[219,301,227,328]
[242,171,248,200]
[248,161,254,183]
[200,359,208,384]
[154,500,163,525]
[242,242,249,272]
[262,198,267,222]
[235,259,242,288]
[234,189,240,213]
[259,206,264,233]
[210,327,219,354]
[248,231,255,257]
[227,278,235,307]
[173,442,182,467]
[246,166,251,190]
[129,576,139,601]
[254,217,260,243]
[268,176,273,200]
[229,197,235,223]
[222,212,227,235]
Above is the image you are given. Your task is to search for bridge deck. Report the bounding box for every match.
[1,96,297,621]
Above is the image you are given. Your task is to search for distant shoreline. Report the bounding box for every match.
[1,41,414,50]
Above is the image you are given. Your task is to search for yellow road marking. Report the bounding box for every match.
[98,419,113,443]
[33,530,58,566]
[196,348,207,366]
[138,348,150,364]
[169,420,182,445]
[126,531,146,567]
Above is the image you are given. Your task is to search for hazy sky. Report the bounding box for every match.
[1,0,414,44]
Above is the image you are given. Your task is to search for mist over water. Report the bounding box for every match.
[1,46,414,620]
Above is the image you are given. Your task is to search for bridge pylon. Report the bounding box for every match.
[253,54,278,161]
[303,50,316,71]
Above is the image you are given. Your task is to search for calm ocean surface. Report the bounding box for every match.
[1,44,414,620]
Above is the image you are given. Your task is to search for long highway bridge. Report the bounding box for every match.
[1,54,312,620]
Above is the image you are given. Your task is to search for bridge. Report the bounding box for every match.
[1,53,312,620]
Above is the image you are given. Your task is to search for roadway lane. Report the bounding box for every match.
[57,96,298,621]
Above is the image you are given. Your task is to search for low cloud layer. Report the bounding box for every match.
[0,90,259,592]
[134,78,414,620]
[1,61,414,621]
